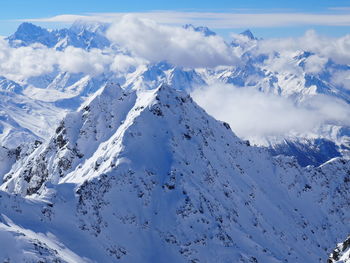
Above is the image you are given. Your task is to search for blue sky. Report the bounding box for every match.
[1,0,350,38]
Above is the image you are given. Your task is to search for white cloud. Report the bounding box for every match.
[263,54,302,76]
[21,11,350,29]
[191,84,350,138]
[0,39,117,81]
[256,30,350,66]
[24,14,94,23]
[1,18,350,143]
[331,70,350,90]
[106,15,238,68]
[303,55,328,74]
[328,7,350,11]
[58,47,112,75]
[110,54,145,73]
[0,40,56,79]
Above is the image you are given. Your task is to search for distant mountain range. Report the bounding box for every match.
[7,21,110,50]
[3,22,350,167]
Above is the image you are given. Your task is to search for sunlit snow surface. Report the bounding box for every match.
[0,83,349,262]
[0,22,349,262]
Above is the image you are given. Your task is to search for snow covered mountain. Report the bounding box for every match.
[0,21,349,262]
[7,21,110,50]
[0,82,349,262]
[0,76,65,148]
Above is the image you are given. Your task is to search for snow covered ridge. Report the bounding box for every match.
[0,82,349,262]
[0,21,350,261]
[7,21,110,50]
[329,236,350,263]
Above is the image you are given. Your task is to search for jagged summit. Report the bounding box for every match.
[1,82,350,262]
[7,21,111,50]
[8,22,55,47]
[13,22,45,35]
[1,82,240,194]
[183,24,216,36]
[240,29,257,40]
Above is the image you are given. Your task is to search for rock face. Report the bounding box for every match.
[0,83,349,262]
[329,236,350,263]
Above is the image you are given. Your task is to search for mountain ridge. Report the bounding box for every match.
[0,82,349,262]
[7,22,111,50]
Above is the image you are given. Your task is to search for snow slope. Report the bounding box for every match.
[0,83,349,262]
[0,76,65,148]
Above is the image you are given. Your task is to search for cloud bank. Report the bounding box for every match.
[0,39,138,81]
[1,17,350,141]
[106,15,238,68]
[191,84,350,138]
[257,30,350,65]
[1,17,349,83]
[0,16,241,82]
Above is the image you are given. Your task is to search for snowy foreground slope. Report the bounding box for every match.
[0,83,349,262]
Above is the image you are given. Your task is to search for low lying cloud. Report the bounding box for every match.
[0,39,140,81]
[0,16,242,81]
[257,30,350,66]
[331,70,350,90]
[106,15,239,68]
[57,46,112,75]
[191,84,350,138]
[1,18,349,83]
[0,17,350,143]
[0,41,56,79]
[110,54,145,73]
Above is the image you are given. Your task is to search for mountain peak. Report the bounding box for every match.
[7,21,110,50]
[1,82,350,262]
[15,22,45,33]
[7,22,53,47]
[183,24,216,36]
[240,29,257,40]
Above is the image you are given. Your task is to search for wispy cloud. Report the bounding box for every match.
[20,11,350,28]
[328,7,350,11]
[191,84,350,139]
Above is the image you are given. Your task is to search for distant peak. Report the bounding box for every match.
[7,22,51,46]
[69,20,109,33]
[183,24,216,37]
[80,82,122,110]
[15,22,47,34]
[293,51,314,60]
[240,29,257,40]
